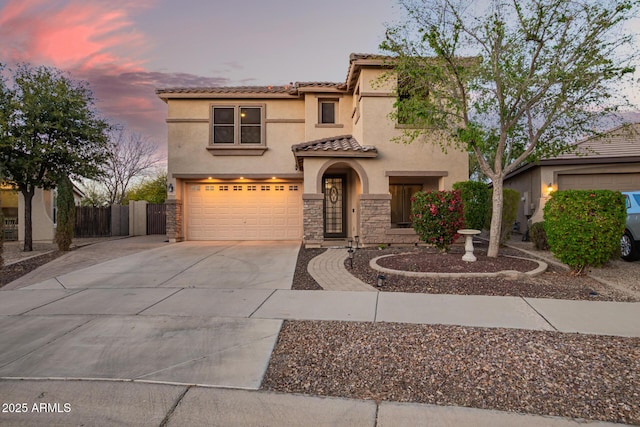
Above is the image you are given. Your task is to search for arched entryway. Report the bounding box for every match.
[318,160,366,239]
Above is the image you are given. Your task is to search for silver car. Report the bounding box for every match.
[621,191,640,261]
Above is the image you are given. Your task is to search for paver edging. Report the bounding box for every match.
[370,253,547,279]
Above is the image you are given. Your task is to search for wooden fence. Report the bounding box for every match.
[74,206,111,237]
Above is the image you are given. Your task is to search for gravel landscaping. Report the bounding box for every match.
[1,250,64,287]
[270,242,640,425]
[262,321,640,425]
[292,243,639,301]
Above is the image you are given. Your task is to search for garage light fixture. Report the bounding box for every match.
[168,183,174,193]
[546,182,553,195]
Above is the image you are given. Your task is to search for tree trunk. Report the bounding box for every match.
[22,188,35,252]
[487,177,504,258]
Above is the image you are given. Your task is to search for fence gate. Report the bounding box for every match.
[75,206,111,237]
[147,203,167,235]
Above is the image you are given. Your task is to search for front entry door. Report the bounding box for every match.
[323,175,346,238]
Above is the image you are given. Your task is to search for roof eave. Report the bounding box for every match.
[505,155,640,180]
[157,92,300,100]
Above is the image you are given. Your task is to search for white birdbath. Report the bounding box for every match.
[457,229,482,262]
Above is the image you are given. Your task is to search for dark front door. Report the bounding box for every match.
[323,175,346,238]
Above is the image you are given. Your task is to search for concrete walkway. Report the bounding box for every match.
[0,379,623,426]
[1,237,638,426]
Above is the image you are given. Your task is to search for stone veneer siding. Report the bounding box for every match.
[166,198,183,242]
[359,194,420,246]
[303,194,324,246]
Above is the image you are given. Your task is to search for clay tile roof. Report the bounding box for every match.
[156,85,297,95]
[292,135,377,154]
[295,81,347,91]
[349,53,388,61]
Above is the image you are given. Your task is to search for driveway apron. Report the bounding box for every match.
[0,240,300,389]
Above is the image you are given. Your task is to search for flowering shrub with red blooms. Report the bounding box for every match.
[410,190,465,252]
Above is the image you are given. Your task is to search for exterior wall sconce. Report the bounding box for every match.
[377,274,386,287]
[546,183,554,195]
[354,235,360,249]
[347,247,354,268]
[168,183,174,193]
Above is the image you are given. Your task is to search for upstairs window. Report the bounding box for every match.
[212,105,264,145]
[319,100,336,124]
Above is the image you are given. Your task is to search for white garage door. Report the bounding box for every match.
[558,173,640,191]
[186,182,302,240]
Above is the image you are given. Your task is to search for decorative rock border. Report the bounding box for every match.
[370,254,548,279]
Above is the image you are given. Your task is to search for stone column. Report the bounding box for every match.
[303,194,324,247]
[359,194,391,246]
[165,198,183,242]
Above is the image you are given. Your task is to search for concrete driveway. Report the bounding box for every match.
[0,240,300,389]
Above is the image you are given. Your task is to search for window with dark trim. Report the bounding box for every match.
[211,105,264,145]
[319,101,336,124]
[390,184,423,227]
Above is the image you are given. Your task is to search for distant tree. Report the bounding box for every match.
[0,64,110,251]
[54,176,75,251]
[79,181,109,207]
[381,0,638,257]
[101,127,160,205]
[124,171,167,205]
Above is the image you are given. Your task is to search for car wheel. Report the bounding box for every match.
[621,230,640,261]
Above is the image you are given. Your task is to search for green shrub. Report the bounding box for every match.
[486,188,520,245]
[543,190,626,273]
[453,180,490,230]
[55,176,75,251]
[529,221,549,250]
[411,190,465,252]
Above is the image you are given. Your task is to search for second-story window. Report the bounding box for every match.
[320,101,336,124]
[212,105,264,145]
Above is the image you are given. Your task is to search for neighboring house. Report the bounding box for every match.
[503,123,640,232]
[157,53,468,247]
[1,184,84,243]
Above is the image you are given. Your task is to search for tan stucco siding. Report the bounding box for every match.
[18,188,54,243]
[358,95,468,194]
[303,94,353,141]
[167,98,305,184]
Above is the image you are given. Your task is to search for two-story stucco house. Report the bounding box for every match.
[157,53,468,247]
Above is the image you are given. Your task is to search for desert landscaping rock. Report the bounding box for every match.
[262,321,640,425]
[343,246,639,302]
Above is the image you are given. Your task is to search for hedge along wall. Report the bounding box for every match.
[453,181,490,230]
[543,190,626,273]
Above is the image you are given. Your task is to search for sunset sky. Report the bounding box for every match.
[0,0,397,158]
[1,0,639,162]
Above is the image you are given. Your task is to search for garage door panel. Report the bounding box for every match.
[558,173,640,191]
[187,182,302,240]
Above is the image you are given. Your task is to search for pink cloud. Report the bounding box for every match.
[0,0,149,72]
[0,0,235,158]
